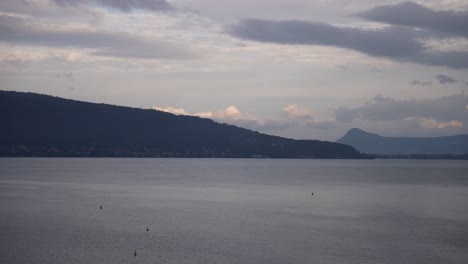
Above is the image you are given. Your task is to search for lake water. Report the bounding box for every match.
[1,158,467,264]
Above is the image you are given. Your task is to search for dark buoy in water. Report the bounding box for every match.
[444,185,447,187]
[99,205,102,210]
[311,192,314,196]
[146,227,149,232]
[134,250,137,257]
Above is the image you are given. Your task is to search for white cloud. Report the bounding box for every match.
[154,105,259,122]
[154,104,337,135]
[217,105,242,120]
[282,104,312,118]
[405,117,463,129]
[154,106,191,115]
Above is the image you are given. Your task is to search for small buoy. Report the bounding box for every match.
[444,185,447,187]
[311,192,314,196]
[146,227,149,232]
[134,250,137,257]
[99,205,102,210]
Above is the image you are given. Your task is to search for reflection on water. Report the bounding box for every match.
[1,158,468,264]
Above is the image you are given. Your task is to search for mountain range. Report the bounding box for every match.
[337,128,468,155]
[0,90,365,158]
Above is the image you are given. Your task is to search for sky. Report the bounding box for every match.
[1,0,468,141]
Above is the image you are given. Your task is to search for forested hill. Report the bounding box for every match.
[0,91,365,158]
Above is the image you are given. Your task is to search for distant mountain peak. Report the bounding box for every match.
[337,128,468,155]
[338,128,381,142]
[346,128,374,135]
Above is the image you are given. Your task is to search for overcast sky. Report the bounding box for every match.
[1,0,468,141]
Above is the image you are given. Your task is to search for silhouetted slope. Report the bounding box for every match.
[337,128,468,155]
[0,91,365,158]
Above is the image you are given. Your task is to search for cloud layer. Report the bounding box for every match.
[155,104,336,133]
[335,93,468,126]
[0,15,193,60]
[227,2,468,69]
[436,74,457,84]
[359,2,468,38]
[53,0,173,12]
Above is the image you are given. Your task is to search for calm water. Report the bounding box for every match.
[1,158,467,264]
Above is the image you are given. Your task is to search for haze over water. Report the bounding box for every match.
[1,158,468,264]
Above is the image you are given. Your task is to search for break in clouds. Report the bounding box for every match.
[228,2,468,69]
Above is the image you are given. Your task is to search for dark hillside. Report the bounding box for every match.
[0,90,365,158]
[337,128,468,155]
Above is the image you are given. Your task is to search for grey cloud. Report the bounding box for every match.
[0,15,193,60]
[436,74,457,84]
[53,0,172,12]
[55,72,76,91]
[411,80,432,86]
[335,93,468,123]
[56,72,75,81]
[411,50,468,69]
[0,0,99,21]
[227,19,468,69]
[337,65,351,71]
[229,19,422,58]
[359,2,468,38]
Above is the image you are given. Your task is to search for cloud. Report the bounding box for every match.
[216,106,244,120]
[155,105,259,122]
[337,64,351,71]
[282,104,312,119]
[411,80,432,86]
[52,0,173,12]
[154,106,192,115]
[334,93,468,129]
[227,18,468,69]
[56,72,75,81]
[228,19,422,57]
[0,15,193,60]
[405,117,462,129]
[412,74,460,86]
[55,71,76,91]
[154,104,336,133]
[358,2,468,38]
[0,0,100,21]
[436,74,457,84]
[154,105,273,130]
[154,106,213,118]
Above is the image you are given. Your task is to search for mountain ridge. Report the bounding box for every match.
[337,128,468,155]
[0,90,366,158]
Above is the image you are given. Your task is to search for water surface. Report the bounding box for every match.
[1,158,467,264]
